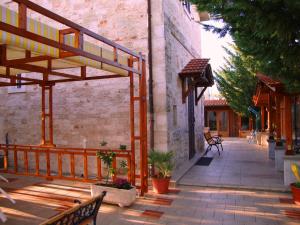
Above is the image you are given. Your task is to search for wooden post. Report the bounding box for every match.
[284,96,293,155]
[261,106,265,131]
[40,82,55,147]
[140,58,148,194]
[238,115,241,137]
[249,117,253,131]
[275,95,282,142]
[129,57,136,186]
[267,93,271,131]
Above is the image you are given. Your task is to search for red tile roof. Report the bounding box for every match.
[256,72,282,86]
[179,58,210,75]
[204,99,228,106]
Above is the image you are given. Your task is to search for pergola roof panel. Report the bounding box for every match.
[0,3,139,82]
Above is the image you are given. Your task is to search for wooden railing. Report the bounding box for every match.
[0,144,131,183]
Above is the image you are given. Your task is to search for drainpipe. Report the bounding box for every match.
[147,0,154,151]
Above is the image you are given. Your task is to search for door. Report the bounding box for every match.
[188,82,195,159]
[217,111,229,137]
[206,110,229,137]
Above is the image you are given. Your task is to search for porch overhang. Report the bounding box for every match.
[178,58,214,105]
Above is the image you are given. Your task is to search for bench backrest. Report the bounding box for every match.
[40,191,106,225]
[204,132,215,144]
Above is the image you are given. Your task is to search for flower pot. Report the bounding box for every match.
[152,177,170,194]
[290,183,300,205]
[91,184,136,207]
[275,146,285,172]
[267,139,276,160]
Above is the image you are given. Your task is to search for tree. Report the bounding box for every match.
[191,0,300,92]
[215,46,258,117]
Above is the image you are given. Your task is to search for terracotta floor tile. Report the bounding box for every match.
[279,198,294,204]
[152,197,173,205]
[284,210,300,220]
[141,209,164,219]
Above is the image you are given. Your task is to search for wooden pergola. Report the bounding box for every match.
[253,73,294,154]
[0,0,148,194]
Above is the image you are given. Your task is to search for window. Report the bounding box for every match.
[241,117,250,130]
[16,74,22,89]
[173,105,177,127]
[208,111,217,131]
[8,74,26,93]
[182,0,191,14]
[219,111,228,131]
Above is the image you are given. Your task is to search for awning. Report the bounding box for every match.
[253,73,284,106]
[178,58,214,104]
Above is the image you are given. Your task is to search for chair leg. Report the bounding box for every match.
[204,145,211,155]
[220,143,223,151]
[215,145,220,156]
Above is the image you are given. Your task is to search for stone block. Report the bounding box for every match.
[284,155,300,186]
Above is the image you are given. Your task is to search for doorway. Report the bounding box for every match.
[207,110,229,137]
[188,88,195,159]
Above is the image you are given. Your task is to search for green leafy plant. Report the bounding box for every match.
[119,144,127,150]
[118,160,128,175]
[148,150,174,178]
[291,164,300,188]
[120,160,127,168]
[100,140,107,147]
[96,151,116,184]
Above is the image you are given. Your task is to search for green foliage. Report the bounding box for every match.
[148,150,174,178]
[120,160,127,169]
[190,0,300,92]
[215,46,257,116]
[96,151,116,184]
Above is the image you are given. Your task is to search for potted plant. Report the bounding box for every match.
[118,160,128,175]
[275,140,285,171]
[91,151,136,207]
[148,150,174,194]
[267,133,276,160]
[291,164,300,205]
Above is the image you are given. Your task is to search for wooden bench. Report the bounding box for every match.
[204,132,223,156]
[40,191,106,225]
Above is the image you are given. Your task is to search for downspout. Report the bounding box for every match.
[147,0,154,151]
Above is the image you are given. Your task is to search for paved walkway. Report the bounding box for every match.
[0,174,300,225]
[179,138,286,191]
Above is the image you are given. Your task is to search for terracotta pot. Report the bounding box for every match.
[291,183,300,205]
[152,177,170,194]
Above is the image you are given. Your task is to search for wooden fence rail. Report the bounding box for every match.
[0,144,132,183]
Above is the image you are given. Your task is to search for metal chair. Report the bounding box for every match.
[203,132,223,156]
[40,191,106,225]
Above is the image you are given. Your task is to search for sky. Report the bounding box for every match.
[200,21,233,99]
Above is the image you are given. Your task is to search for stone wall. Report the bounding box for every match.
[0,0,204,171]
[163,0,205,168]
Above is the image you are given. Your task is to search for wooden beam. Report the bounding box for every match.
[49,74,124,84]
[2,63,82,80]
[0,74,42,83]
[18,3,27,29]
[275,94,282,142]
[5,56,53,65]
[195,86,207,105]
[284,95,293,154]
